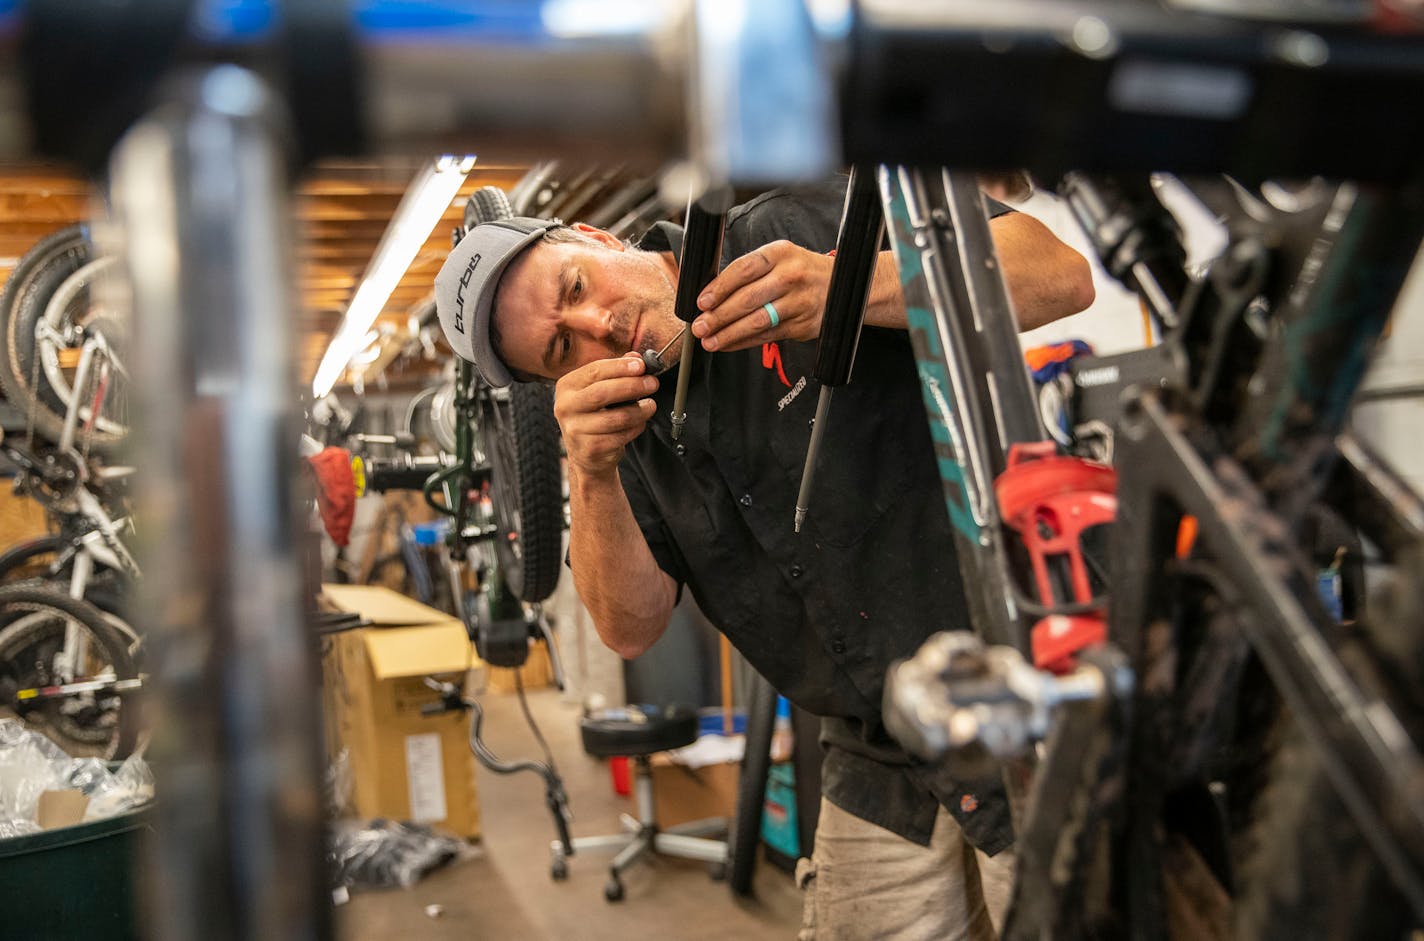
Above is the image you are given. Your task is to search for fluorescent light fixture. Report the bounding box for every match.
[311,155,475,397]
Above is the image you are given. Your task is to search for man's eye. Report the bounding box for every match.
[572,275,583,300]
[560,333,572,361]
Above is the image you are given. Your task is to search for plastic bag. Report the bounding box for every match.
[327,819,467,890]
[0,819,42,839]
[0,719,71,826]
[85,752,155,821]
[324,748,353,818]
[0,719,152,836]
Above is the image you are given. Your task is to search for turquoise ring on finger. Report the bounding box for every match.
[763,301,781,328]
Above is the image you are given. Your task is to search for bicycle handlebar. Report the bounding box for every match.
[360,454,493,496]
[360,455,446,493]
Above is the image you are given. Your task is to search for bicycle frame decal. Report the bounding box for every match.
[880,174,982,546]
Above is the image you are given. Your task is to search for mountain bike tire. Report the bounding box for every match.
[0,226,127,453]
[0,535,132,620]
[0,582,140,760]
[462,185,565,604]
[485,381,564,603]
[0,535,67,584]
[0,226,88,416]
[464,185,514,231]
[1232,717,1416,941]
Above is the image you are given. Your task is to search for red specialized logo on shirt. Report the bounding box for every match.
[762,342,791,388]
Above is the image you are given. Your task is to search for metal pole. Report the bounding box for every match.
[110,65,326,941]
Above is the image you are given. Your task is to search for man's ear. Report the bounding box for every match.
[571,222,624,251]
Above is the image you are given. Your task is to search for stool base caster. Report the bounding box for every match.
[604,876,625,902]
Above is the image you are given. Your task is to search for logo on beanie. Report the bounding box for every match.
[453,252,482,334]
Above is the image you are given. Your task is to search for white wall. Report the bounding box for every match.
[1015,176,1227,356]
[1353,242,1424,495]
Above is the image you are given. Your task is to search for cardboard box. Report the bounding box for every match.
[649,756,740,829]
[320,586,482,839]
[37,789,89,829]
[321,583,454,627]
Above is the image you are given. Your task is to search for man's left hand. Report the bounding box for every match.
[690,240,833,352]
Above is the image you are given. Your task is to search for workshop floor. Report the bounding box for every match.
[335,686,803,941]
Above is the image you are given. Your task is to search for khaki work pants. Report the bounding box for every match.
[797,798,1013,941]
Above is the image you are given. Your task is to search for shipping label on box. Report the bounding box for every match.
[404,732,449,824]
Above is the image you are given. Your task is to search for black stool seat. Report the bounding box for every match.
[580,705,699,758]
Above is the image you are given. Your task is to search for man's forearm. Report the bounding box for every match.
[567,466,677,660]
[863,214,1093,332]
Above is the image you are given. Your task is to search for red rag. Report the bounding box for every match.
[308,447,356,547]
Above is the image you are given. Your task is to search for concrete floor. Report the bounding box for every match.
[335,686,803,941]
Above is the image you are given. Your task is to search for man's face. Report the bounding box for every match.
[492,227,679,382]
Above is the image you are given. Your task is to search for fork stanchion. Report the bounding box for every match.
[112,66,326,941]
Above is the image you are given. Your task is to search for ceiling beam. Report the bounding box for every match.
[0,192,90,223]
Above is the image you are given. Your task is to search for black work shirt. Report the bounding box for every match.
[619,179,1013,854]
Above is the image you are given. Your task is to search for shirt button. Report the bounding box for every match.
[789,565,804,578]
[739,494,753,508]
[831,638,846,655]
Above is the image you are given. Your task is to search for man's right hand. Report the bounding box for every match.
[553,352,659,476]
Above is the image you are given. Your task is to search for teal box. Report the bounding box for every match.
[761,762,799,858]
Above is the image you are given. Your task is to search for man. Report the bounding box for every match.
[435,176,1093,940]
[979,169,1156,355]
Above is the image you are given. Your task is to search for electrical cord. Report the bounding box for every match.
[514,669,559,772]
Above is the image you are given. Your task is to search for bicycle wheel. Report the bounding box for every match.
[461,183,564,602]
[0,535,133,620]
[483,381,564,603]
[0,535,67,584]
[464,185,514,230]
[1232,719,1416,941]
[0,583,140,760]
[33,253,130,446]
[0,225,88,416]
[0,225,128,452]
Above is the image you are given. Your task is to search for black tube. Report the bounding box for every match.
[673,185,733,324]
[363,456,478,493]
[815,166,884,386]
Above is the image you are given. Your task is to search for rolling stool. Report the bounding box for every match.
[551,705,729,901]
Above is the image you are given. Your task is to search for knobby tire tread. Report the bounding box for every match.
[490,382,564,603]
[0,225,88,418]
[1232,715,1415,940]
[0,225,125,452]
[465,187,514,231]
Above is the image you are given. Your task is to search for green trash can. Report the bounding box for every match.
[0,801,153,941]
